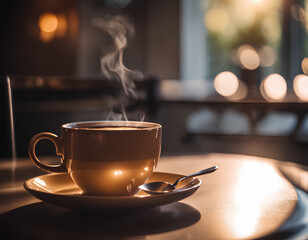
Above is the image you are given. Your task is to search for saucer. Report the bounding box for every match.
[24,172,201,213]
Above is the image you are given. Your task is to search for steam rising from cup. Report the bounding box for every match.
[92,16,143,121]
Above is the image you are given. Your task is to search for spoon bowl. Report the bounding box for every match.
[139,182,176,194]
[139,166,218,194]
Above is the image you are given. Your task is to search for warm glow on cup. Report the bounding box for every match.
[294,74,308,101]
[214,71,239,97]
[28,121,162,196]
[260,74,287,101]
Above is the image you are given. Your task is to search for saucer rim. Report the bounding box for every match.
[24,172,202,199]
[23,172,202,213]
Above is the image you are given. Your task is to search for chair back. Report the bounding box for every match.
[3,75,159,157]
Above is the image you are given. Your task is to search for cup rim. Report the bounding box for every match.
[62,121,162,131]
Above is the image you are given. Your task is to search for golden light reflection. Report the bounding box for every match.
[0,185,24,194]
[237,45,260,70]
[260,74,287,101]
[301,57,308,74]
[33,178,52,193]
[214,71,239,97]
[39,13,58,33]
[294,74,308,101]
[114,170,122,175]
[34,178,46,186]
[231,161,284,238]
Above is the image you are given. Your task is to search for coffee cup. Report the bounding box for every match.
[28,121,162,196]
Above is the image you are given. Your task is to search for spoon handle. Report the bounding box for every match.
[172,166,218,187]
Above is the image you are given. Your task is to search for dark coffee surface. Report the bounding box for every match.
[82,126,148,130]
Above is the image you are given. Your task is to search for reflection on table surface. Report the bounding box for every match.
[1,153,308,240]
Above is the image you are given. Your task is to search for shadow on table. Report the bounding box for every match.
[0,201,200,240]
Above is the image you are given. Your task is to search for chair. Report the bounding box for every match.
[1,75,159,158]
[0,77,15,158]
[182,99,308,164]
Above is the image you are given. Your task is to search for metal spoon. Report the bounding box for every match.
[139,166,218,194]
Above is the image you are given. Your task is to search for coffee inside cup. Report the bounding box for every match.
[80,126,148,131]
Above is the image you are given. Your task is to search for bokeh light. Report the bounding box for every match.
[231,2,256,29]
[227,80,248,101]
[293,74,308,101]
[259,45,276,67]
[237,45,260,70]
[214,71,239,97]
[38,12,68,42]
[260,74,287,101]
[291,4,305,23]
[261,13,281,43]
[39,31,55,43]
[39,13,58,33]
[204,0,282,52]
[55,14,67,37]
[301,58,308,74]
[205,8,229,34]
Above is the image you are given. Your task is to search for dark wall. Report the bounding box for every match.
[145,0,180,79]
[77,0,180,79]
[1,0,180,78]
[1,0,78,75]
[0,0,180,158]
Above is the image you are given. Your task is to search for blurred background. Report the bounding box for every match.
[1,0,308,165]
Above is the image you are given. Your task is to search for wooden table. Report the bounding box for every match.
[0,153,307,239]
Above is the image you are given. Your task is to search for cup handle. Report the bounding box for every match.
[28,132,67,173]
